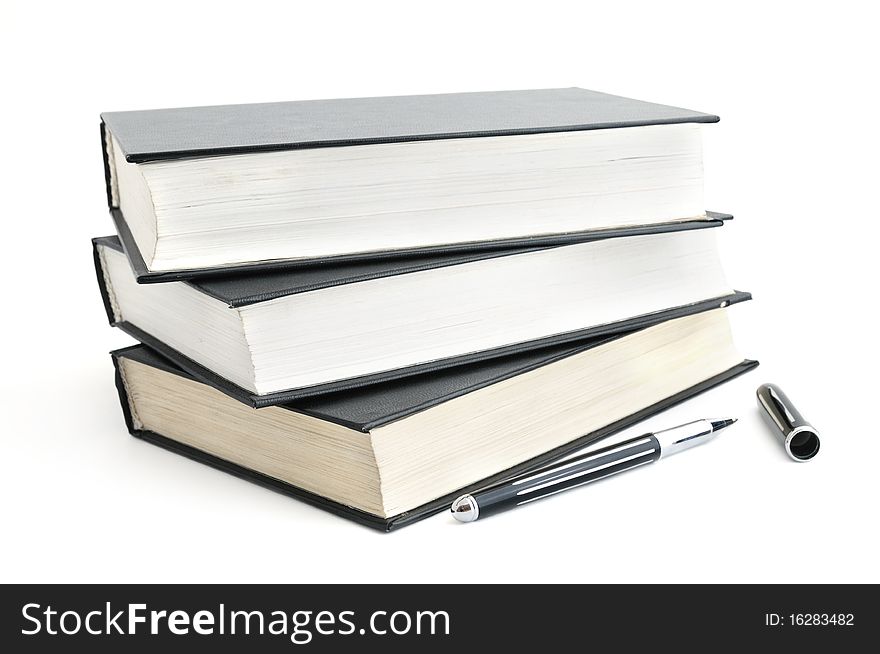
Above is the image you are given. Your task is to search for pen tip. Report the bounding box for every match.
[710,418,737,432]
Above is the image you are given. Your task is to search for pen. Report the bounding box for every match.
[451,418,736,522]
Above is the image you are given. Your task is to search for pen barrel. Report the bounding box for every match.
[470,434,661,519]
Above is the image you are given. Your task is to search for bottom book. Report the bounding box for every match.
[111,308,757,531]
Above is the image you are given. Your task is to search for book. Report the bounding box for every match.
[93,223,750,406]
[100,88,720,279]
[111,308,758,531]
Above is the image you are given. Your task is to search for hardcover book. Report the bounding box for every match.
[93,223,749,406]
[111,309,758,530]
[100,88,720,279]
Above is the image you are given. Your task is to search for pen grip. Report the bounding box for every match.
[471,434,661,519]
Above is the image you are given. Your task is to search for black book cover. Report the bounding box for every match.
[112,344,757,531]
[93,234,751,408]
[102,87,719,164]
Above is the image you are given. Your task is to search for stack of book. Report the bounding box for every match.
[93,88,757,530]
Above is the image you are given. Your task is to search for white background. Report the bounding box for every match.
[2,0,878,584]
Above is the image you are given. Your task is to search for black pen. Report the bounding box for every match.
[451,418,736,523]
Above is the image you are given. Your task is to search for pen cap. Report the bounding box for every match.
[756,383,820,461]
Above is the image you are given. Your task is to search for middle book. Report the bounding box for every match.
[93,216,744,407]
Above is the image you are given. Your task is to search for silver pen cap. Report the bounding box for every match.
[756,383,820,461]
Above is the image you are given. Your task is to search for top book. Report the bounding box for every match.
[101,87,719,279]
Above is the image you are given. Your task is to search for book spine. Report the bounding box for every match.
[91,239,119,326]
[110,352,137,435]
[99,122,117,209]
